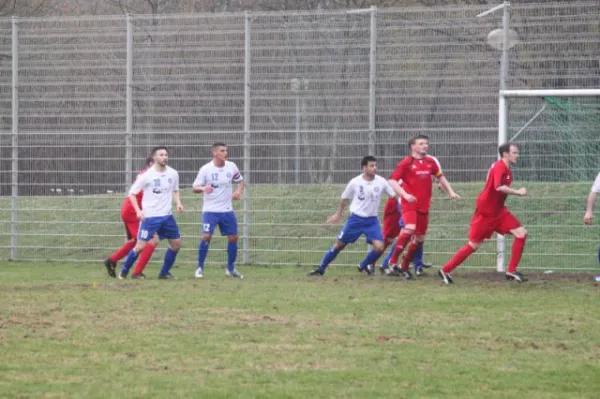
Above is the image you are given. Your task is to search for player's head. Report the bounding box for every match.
[145,154,154,167]
[361,155,377,177]
[211,142,228,163]
[499,142,519,164]
[150,146,169,167]
[409,134,429,157]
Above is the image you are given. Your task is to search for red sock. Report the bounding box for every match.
[109,240,136,263]
[507,236,526,273]
[442,244,476,273]
[401,241,420,270]
[132,243,156,275]
[390,232,413,264]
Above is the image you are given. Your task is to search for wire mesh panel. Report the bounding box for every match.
[0,3,597,273]
[0,19,12,259]
[9,16,126,261]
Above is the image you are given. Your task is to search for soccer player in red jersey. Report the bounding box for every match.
[103,155,159,278]
[385,135,460,279]
[438,142,528,284]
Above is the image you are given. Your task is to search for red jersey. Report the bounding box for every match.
[383,196,400,216]
[390,155,442,212]
[121,168,150,221]
[476,160,512,216]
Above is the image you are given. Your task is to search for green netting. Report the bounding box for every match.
[510,96,600,182]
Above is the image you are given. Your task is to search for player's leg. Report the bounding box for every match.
[438,211,488,284]
[499,210,528,282]
[399,212,429,278]
[158,216,182,279]
[309,216,359,275]
[308,239,347,276]
[379,213,401,273]
[119,219,156,279]
[388,212,416,268]
[131,234,159,278]
[358,218,385,275]
[196,212,217,278]
[221,212,243,278]
[104,220,138,278]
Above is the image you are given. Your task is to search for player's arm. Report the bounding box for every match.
[172,173,183,212]
[437,176,460,199]
[497,185,527,196]
[128,175,146,220]
[232,180,245,201]
[388,166,415,203]
[192,168,214,194]
[327,199,348,225]
[584,191,597,224]
[584,173,600,224]
[327,182,352,224]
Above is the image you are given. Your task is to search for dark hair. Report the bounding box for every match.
[409,134,429,148]
[145,155,154,166]
[212,142,227,149]
[361,155,377,167]
[498,142,516,156]
[150,146,169,156]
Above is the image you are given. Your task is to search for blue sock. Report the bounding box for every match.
[381,240,396,269]
[159,248,178,276]
[227,241,238,271]
[597,246,600,264]
[198,240,210,270]
[360,250,382,270]
[121,249,139,275]
[319,246,341,271]
[413,244,424,268]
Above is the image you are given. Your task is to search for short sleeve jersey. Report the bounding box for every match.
[591,172,600,193]
[341,174,396,218]
[128,166,180,218]
[193,160,243,213]
[475,160,512,217]
[390,155,442,212]
[122,167,150,220]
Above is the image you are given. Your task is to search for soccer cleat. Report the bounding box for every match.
[158,272,177,280]
[226,269,244,279]
[438,269,454,284]
[505,271,528,282]
[357,264,374,276]
[420,261,433,269]
[104,258,117,278]
[307,268,324,276]
[131,273,146,279]
[415,266,425,276]
[118,271,127,280]
[399,268,413,280]
[194,267,204,279]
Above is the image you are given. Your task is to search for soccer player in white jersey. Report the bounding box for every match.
[192,142,245,278]
[118,146,184,279]
[584,171,600,281]
[308,155,397,276]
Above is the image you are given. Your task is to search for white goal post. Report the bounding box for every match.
[495,88,600,272]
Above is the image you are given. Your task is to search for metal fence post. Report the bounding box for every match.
[10,16,19,261]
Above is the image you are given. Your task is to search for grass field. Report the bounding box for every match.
[1,261,599,398]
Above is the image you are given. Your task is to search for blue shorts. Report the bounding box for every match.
[138,215,180,241]
[202,211,238,236]
[337,214,383,244]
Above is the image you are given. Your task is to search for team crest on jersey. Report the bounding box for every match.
[358,185,365,201]
[412,164,417,169]
[226,172,232,178]
[374,187,380,192]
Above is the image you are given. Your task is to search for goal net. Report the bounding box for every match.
[502,91,600,272]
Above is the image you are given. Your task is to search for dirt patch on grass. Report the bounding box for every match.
[461,271,595,282]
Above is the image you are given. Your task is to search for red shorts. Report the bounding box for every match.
[382,212,401,240]
[121,215,140,241]
[468,207,521,243]
[401,210,429,235]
